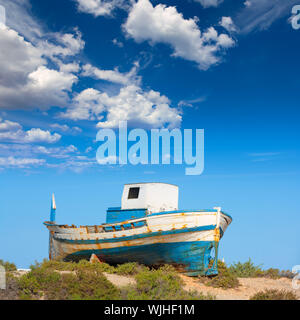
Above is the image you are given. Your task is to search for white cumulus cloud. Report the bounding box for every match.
[0,26,80,109]
[96,85,182,129]
[0,118,61,143]
[0,118,22,131]
[81,62,140,85]
[24,128,61,143]
[61,85,181,129]
[62,88,106,121]
[220,17,237,32]
[123,0,235,70]
[0,0,84,110]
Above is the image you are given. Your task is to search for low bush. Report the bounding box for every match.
[262,268,281,279]
[29,259,147,276]
[279,270,295,279]
[19,266,121,300]
[250,289,298,300]
[204,260,240,289]
[124,265,214,300]
[0,259,17,272]
[48,270,120,300]
[228,259,288,279]
[75,259,114,273]
[30,259,76,272]
[114,262,149,275]
[228,258,264,278]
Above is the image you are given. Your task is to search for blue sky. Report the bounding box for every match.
[0,0,299,270]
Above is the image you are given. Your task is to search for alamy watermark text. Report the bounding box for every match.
[96,121,204,175]
[291,5,300,29]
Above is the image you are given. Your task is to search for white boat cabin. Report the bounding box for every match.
[106,183,178,224]
[121,183,178,213]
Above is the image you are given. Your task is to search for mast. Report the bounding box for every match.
[49,193,56,260]
[50,193,56,222]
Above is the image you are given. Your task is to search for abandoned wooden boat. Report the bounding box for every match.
[44,183,232,276]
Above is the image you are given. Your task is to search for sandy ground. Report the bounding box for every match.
[103,272,136,287]
[13,270,31,277]
[179,274,300,300]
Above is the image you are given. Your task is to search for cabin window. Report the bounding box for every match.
[133,220,147,228]
[114,225,122,231]
[123,223,132,230]
[104,226,114,232]
[128,187,140,199]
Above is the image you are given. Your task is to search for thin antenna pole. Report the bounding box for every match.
[49,194,56,260]
[50,193,56,222]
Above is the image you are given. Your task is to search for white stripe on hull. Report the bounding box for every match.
[54,212,221,241]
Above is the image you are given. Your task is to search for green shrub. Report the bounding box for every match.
[206,273,239,289]
[123,265,213,300]
[133,267,182,299]
[30,259,77,271]
[34,259,148,276]
[75,259,115,273]
[47,270,120,300]
[262,268,280,279]
[18,272,41,297]
[18,266,121,300]
[29,259,115,273]
[202,260,240,289]
[250,289,298,300]
[0,259,17,272]
[279,270,295,279]
[228,259,284,279]
[228,258,264,278]
[114,262,148,275]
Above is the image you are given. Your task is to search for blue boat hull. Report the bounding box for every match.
[65,240,219,276]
